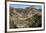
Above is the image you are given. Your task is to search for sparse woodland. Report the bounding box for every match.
[9,6,42,29]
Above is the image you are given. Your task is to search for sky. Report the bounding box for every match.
[10,4,31,9]
[10,4,42,9]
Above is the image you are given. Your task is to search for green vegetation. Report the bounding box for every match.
[26,15,42,27]
[9,7,42,29]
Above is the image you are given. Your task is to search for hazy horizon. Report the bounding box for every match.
[10,4,42,9]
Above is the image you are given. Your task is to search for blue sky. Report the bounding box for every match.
[10,4,31,9]
[10,4,42,9]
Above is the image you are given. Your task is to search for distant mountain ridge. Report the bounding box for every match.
[10,7,42,20]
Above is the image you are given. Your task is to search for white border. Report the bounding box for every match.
[7,2,44,32]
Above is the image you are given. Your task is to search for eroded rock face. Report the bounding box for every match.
[9,8,42,28]
[10,16,32,28]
